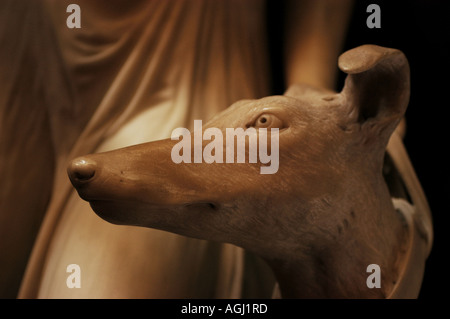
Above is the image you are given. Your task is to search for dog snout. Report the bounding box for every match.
[68,157,97,186]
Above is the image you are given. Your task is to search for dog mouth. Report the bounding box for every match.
[87,199,219,225]
[86,198,222,236]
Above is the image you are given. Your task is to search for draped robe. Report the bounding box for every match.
[2,0,275,298]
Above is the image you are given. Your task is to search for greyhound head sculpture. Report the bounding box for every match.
[68,45,432,298]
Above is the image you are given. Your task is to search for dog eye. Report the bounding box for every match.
[253,113,284,129]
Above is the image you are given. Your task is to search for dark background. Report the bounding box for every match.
[341,0,449,300]
[267,0,449,299]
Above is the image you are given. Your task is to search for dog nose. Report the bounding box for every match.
[68,157,97,185]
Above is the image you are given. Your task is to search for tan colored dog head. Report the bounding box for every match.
[68,45,416,298]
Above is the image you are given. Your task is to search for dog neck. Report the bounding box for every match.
[265,175,410,298]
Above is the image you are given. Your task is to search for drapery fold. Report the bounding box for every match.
[1,0,275,298]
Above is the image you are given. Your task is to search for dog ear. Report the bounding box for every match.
[338,45,410,138]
